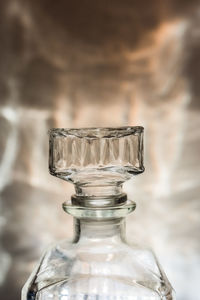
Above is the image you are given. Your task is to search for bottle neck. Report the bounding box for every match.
[73,217,126,244]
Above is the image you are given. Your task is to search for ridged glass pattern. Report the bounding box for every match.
[49,127,144,183]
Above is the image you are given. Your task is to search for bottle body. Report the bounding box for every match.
[22,218,175,300]
[22,126,175,299]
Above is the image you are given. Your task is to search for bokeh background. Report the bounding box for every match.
[0,1,200,299]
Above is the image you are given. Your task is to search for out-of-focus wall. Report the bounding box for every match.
[0,1,200,299]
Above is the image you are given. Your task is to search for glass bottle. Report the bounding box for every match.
[22,126,175,300]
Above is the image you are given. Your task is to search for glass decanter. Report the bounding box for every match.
[22,126,175,300]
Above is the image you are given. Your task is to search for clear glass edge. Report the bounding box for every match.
[62,200,136,219]
[48,126,144,139]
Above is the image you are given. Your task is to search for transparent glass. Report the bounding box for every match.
[22,126,175,300]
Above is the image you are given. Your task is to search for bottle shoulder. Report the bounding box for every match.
[23,239,175,300]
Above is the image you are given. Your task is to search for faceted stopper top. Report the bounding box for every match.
[49,126,144,206]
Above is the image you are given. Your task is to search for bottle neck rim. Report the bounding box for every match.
[62,199,136,220]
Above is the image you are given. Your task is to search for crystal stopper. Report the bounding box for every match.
[49,126,144,207]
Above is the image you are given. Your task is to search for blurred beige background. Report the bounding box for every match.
[0,1,200,299]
